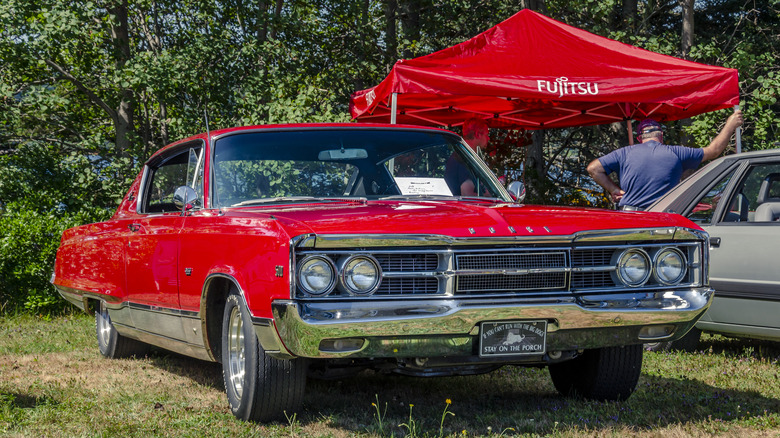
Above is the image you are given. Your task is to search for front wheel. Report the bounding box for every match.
[221,292,307,422]
[95,300,149,359]
[548,344,643,401]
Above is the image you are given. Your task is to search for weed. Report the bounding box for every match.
[371,394,388,435]
[399,403,422,438]
[439,398,455,437]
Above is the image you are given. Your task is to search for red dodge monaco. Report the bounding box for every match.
[53,124,712,422]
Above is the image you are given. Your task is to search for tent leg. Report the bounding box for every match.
[627,120,634,145]
[391,93,398,124]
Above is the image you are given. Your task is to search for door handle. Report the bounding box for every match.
[710,237,721,248]
[128,223,142,232]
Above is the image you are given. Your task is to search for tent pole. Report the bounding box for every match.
[391,93,398,124]
[735,104,742,153]
[626,103,634,145]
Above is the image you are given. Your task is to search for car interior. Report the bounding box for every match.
[754,172,780,222]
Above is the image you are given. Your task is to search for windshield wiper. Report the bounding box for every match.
[232,197,366,207]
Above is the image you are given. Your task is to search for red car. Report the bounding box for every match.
[53,124,712,422]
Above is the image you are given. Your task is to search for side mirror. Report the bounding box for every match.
[173,186,199,211]
[507,181,526,203]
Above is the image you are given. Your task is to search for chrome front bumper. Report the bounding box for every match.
[260,288,713,359]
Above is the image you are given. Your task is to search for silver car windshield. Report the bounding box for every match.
[211,129,511,207]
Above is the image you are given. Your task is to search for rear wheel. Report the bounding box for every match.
[549,344,643,401]
[95,300,149,358]
[221,291,307,422]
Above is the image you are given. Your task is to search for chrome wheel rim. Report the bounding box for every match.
[97,301,112,346]
[227,306,246,398]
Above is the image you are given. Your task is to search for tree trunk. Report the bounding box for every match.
[679,0,694,145]
[521,0,547,14]
[385,0,398,69]
[107,0,134,157]
[622,0,637,30]
[257,1,268,44]
[680,0,694,57]
[399,0,421,59]
[354,0,371,91]
[521,0,547,203]
[269,0,283,40]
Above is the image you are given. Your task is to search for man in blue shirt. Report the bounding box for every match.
[587,110,743,210]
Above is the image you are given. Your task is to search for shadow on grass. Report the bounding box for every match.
[138,338,780,435]
[697,335,780,361]
[1,392,60,410]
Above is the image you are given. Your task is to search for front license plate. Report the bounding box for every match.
[479,320,547,357]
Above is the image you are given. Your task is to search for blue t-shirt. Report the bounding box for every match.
[598,140,704,209]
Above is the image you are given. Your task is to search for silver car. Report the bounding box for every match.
[648,148,780,349]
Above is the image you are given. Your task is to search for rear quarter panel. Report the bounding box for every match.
[54,220,130,304]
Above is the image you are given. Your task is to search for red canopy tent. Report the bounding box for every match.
[350,9,739,138]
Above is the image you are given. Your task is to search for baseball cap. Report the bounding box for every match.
[636,119,663,137]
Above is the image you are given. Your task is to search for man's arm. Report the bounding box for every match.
[587,159,625,203]
[701,109,744,162]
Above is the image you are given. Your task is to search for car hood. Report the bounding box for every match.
[225,200,698,239]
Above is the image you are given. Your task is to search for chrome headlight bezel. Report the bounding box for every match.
[338,255,382,296]
[653,247,687,285]
[614,248,651,287]
[297,255,337,297]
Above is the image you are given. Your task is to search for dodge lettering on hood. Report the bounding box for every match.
[52,124,712,422]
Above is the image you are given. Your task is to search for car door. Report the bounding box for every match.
[126,143,204,340]
[683,158,780,338]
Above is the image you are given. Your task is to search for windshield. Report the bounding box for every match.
[211,129,511,207]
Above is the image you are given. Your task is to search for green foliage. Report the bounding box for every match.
[0,143,115,314]
[0,207,80,314]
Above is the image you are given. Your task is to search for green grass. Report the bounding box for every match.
[1,313,779,437]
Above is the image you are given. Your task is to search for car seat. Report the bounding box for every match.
[754,173,780,222]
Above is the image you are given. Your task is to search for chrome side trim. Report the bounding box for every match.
[272,287,713,358]
[200,272,241,361]
[303,227,707,249]
[114,323,213,362]
[54,284,123,315]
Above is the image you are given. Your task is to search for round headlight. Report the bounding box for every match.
[297,256,336,296]
[654,247,687,285]
[615,249,651,287]
[339,255,382,296]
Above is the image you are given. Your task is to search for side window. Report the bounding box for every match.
[687,169,735,225]
[144,146,204,213]
[724,163,780,223]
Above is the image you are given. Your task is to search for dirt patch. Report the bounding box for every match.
[1,350,226,414]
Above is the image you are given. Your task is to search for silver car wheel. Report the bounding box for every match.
[227,306,246,399]
[97,300,113,347]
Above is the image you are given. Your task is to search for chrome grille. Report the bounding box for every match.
[457,252,566,270]
[572,248,612,267]
[571,248,616,289]
[571,271,614,289]
[455,251,568,293]
[458,272,567,293]
[375,253,438,271]
[376,277,438,295]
